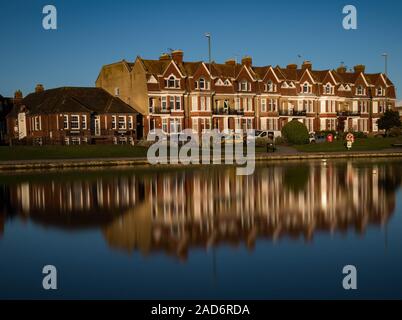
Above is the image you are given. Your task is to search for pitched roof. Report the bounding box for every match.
[136,56,395,90]
[20,87,138,115]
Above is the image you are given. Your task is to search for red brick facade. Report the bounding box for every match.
[97,51,397,137]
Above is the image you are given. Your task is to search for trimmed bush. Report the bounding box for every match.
[281,120,309,145]
[388,127,401,137]
[275,136,286,145]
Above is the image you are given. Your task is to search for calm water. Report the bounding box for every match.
[1,159,402,299]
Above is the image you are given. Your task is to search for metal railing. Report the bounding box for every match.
[213,108,245,115]
[279,110,307,116]
[336,111,361,117]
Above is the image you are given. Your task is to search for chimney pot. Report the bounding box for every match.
[353,64,365,73]
[35,84,44,93]
[225,58,236,66]
[302,61,312,70]
[241,56,252,67]
[159,53,170,61]
[171,50,184,64]
[337,66,347,73]
[14,90,23,100]
[287,64,298,70]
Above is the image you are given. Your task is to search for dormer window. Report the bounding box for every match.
[302,82,311,94]
[377,87,384,96]
[267,80,276,92]
[196,77,210,90]
[215,79,224,86]
[239,80,251,92]
[224,79,231,86]
[356,85,364,95]
[165,75,180,88]
[199,78,205,89]
[324,83,333,95]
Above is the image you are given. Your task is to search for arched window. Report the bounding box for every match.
[325,84,332,94]
[267,80,274,92]
[199,78,205,90]
[357,85,364,95]
[302,83,310,93]
[377,87,384,96]
[168,76,176,88]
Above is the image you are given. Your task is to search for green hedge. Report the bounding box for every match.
[281,120,309,145]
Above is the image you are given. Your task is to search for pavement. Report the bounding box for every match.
[1,146,402,171]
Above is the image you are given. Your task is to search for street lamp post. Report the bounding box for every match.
[382,53,388,76]
[205,33,213,127]
[382,53,389,110]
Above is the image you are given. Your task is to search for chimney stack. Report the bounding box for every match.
[13,90,23,101]
[159,53,170,61]
[171,50,184,64]
[35,84,44,93]
[337,65,347,73]
[225,58,236,66]
[353,64,365,73]
[302,61,312,71]
[286,64,298,70]
[241,56,252,67]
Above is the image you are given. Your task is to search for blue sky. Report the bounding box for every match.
[0,0,401,99]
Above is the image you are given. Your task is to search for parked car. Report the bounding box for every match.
[309,133,326,144]
[254,130,281,139]
[221,132,244,145]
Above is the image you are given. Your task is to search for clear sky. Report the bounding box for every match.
[0,0,401,100]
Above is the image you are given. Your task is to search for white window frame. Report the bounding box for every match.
[63,115,69,129]
[118,115,126,130]
[161,96,167,111]
[192,96,198,111]
[70,115,80,130]
[162,118,168,133]
[81,115,87,130]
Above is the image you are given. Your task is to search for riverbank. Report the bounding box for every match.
[1,148,402,171]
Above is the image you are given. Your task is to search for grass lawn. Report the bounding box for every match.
[0,145,149,161]
[294,137,402,153]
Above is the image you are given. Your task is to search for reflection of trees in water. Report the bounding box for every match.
[0,160,401,258]
[283,164,310,192]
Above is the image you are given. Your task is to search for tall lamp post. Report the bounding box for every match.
[382,53,389,110]
[205,33,213,126]
[382,53,388,76]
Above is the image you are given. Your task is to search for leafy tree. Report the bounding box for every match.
[281,120,309,145]
[377,110,401,135]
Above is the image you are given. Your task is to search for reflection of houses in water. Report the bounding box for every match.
[0,161,399,257]
[103,162,398,260]
[0,175,145,229]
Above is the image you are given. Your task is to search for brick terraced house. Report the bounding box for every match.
[96,50,397,137]
[6,85,139,145]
